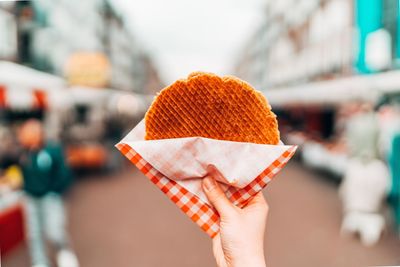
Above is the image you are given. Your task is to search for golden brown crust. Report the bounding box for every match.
[145,72,280,145]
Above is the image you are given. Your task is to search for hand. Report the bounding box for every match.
[202,176,268,267]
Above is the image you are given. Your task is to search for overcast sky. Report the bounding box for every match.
[110,0,267,84]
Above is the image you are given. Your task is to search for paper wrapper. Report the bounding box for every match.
[116,120,297,237]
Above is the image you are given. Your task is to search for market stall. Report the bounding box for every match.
[0,191,24,257]
[63,86,153,170]
[265,70,400,174]
[0,61,67,257]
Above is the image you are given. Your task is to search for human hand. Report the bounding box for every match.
[202,176,268,267]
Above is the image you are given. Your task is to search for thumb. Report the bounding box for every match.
[202,176,236,217]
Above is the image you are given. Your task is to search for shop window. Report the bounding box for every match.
[16,1,35,64]
[382,0,398,61]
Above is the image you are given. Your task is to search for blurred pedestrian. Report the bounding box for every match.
[339,102,390,246]
[17,119,79,267]
[378,103,400,232]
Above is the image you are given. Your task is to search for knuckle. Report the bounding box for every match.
[212,192,226,204]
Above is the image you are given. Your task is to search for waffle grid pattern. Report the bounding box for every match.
[145,72,280,145]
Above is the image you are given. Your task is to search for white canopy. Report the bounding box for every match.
[0,61,66,91]
[265,70,400,107]
[0,63,154,114]
[68,86,154,116]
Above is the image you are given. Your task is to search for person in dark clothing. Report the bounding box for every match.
[18,119,79,267]
[20,140,73,197]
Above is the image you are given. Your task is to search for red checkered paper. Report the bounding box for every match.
[116,120,296,237]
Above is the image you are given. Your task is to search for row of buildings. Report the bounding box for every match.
[233,0,400,184]
[0,0,163,172]
[0,0,162,94]
[235,0,400,231]
[236,0,397,90]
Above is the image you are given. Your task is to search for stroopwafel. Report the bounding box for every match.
[145,72,280,145]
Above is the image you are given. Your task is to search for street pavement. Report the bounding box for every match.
[3,162,400,267]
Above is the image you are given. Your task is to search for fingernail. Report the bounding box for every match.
[203,176,216,191]
[230,178,238,185]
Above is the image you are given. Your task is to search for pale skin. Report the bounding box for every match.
[18,119,44,150]
[202,176,268,267]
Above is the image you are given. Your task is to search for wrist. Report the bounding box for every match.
[231,258,266,267]
[230,251,266,267]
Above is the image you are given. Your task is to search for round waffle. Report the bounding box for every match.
[145,72,280,145]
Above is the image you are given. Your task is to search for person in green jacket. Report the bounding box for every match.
[18,119,79,267]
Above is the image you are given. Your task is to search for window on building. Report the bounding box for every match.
[382,0,398,61]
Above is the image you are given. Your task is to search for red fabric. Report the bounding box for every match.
[0,204,25,256]
[0,85,6,108]
[33,89,48,110]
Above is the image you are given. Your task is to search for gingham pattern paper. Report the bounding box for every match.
[116,122,297,237]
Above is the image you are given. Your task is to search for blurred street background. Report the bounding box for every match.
[0,0,400,266]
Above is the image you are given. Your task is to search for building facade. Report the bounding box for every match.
[0,0,162,93]
[0,2,18,62]
[236,0,400,90]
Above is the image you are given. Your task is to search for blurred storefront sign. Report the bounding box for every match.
[65,52,110,88]
[355,0,381,73]
[354,0,396,73]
